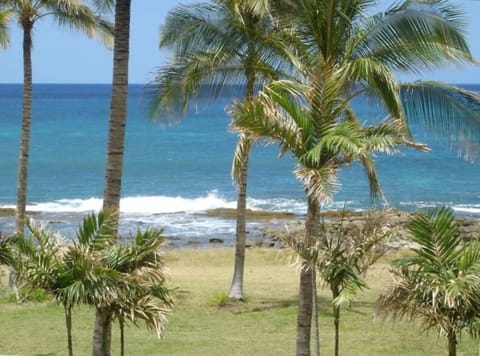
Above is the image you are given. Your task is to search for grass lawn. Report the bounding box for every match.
[0,247,478,355]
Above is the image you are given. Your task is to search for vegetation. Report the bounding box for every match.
[280,212,394,356]
[153,0,293,300]
[0,0,113,234]
[230,1,480,354]
[378,207,480,356]
[8,211,173,356]
[1,247,480,355]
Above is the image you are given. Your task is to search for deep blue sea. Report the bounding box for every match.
[1,84,479,245]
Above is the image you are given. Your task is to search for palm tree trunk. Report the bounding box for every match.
[16,25,33,235]
[228,136,251,300]
[102,0,131,215]
[65,304,73,356]
[448,329,456,356]
[97,1,131,353]
[312,269,320,356]
[92,308,112,356]
[332,286,340,356]
[297,196,319,356]
[120,319,125,356]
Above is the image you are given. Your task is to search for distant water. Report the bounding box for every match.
[1,84,479,246]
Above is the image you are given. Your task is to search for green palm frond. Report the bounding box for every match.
[400,81,480,160]
[379,207,480,340]
[354,0,472,73]
[76,210,118,251]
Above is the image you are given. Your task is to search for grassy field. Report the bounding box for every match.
[0,247,478,355]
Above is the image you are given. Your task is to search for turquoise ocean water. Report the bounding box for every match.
[1,84,479,245]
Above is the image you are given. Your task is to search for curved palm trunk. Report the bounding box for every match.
[16,25,33,235]
[228,136,251,299]
[92,308,112,356]
[95,1,131,355]
[297,196,319,356]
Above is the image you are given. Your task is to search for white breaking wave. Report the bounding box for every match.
[4,192,238,214]
[399,201,480,216]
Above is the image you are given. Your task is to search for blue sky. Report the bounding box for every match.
[0,0,479,84]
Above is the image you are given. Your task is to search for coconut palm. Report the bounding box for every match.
[102,0,131,215]
[230,1,480,353]
[95,0,133,354]
[378,207,480,356]
[152,0,294,300]
[0,0,113,235]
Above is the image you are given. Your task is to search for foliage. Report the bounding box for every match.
[279,211,393,355]
[10,211,174,356]
[378,206,480,356]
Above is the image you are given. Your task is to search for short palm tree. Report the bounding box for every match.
[280,212,393,356]
[378,207,480,356]
[103,229,174,356]
[0,0,113,235]
[230,1,480,354]
[12,213,118,356]
[152,0,294,300]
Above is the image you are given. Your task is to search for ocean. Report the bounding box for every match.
[1,84,479,246]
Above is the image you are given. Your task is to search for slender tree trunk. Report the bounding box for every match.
[96,1,131,354]
[297,196,319,356]
[92,309,112,356]
[16,25,33,235]
[65,304,73,356]
[120,319,125,356]
[102,0,131,215]
[448,329,456,356]
[312,269,320,356]
[228,65,255,300]
[332,286,340,356]
[228,136,251,300]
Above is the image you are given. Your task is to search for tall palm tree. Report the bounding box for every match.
[230,1,480,354]
[152,0,293,300]
[0,0,113,235]
[95,0,132,354]
[378,207,480,356]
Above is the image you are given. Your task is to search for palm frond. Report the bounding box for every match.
[400,81,480,161]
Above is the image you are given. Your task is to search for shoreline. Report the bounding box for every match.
[1,208,480,248]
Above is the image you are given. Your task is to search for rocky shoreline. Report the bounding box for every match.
[247,209,480,249]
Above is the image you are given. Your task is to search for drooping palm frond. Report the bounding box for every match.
[352,0,472,73]
[0,7,12,47]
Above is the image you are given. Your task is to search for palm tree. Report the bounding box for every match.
[378,207,480,356]
[279,211,393,356]
[103,229,174,356]
[0,8,11,47]
[12,213,118,356]
[102,0,131,214]
[95,0,133,354]
[152,0,293,300]
[0,0,113,235]
[230,1,480,354]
